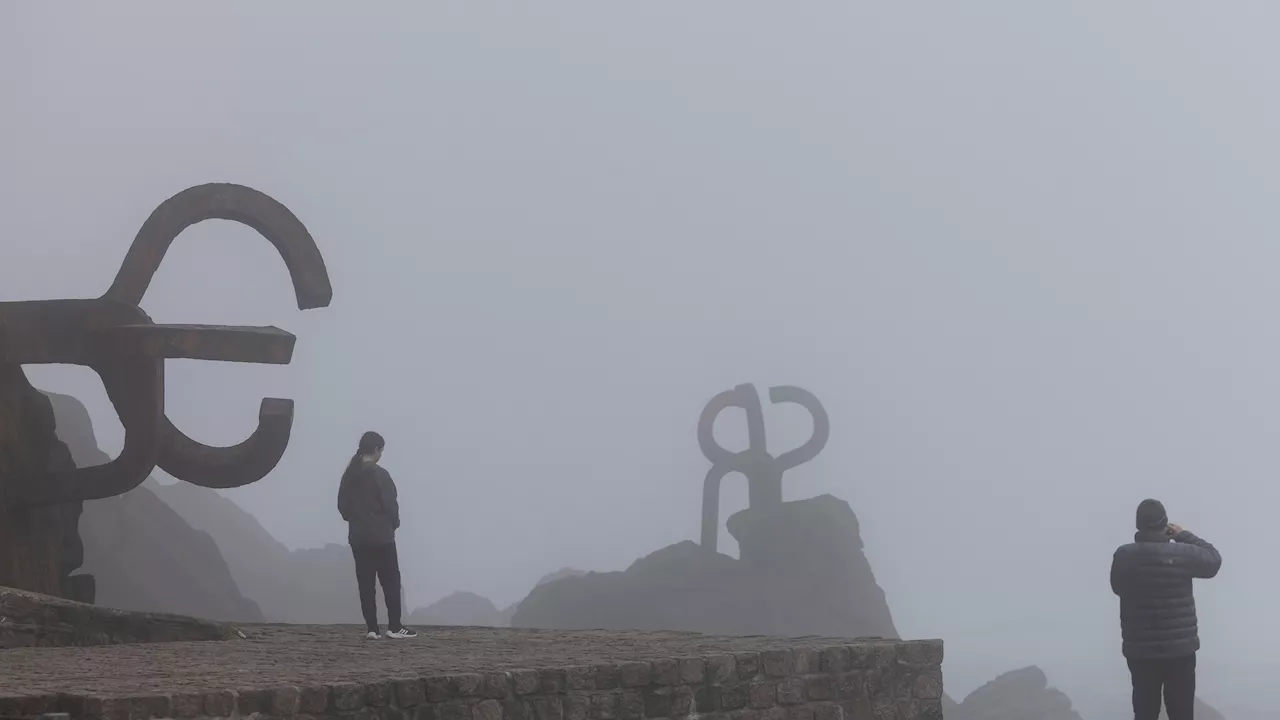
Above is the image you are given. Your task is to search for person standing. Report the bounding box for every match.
[1110,498,1221,720]
[337,431,417,639]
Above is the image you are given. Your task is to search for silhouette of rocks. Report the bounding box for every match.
[728,493,898,637]
[534,567,588,587]
[513,494,898,638]
[152,482,401,623]
[401,568,591,627]
[149,479,292,611]
[44,391,263,623]
[500,568,586,625]
[948,666,1082,720]
[407,591,502,626]
[0,585,239,649]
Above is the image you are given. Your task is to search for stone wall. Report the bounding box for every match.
[286,647,944,720]
[2,634,944,720]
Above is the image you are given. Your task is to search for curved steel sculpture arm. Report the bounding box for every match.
[105,183,333,310]
[696,382,830,550]
[1,183,331,510]
[700,464,735,553]
[104,183,333,489]
[768,385,830,472]
[156,398,293,489]
[10,358,163,507]
[698,383,767,465]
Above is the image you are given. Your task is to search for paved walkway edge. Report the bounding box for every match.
[0,638,944,720]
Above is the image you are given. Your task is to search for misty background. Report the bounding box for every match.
[3,2,1276,715]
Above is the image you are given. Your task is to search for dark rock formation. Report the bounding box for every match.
[44,391,264,622]
[513,494,897,639]
[501,568,586,626]
[948,666,1082,720]
[407,591,503,627]
[533,567,588,587]
[274,543,399,624]
[403,569,591,628]
[0,585,240,648]
[151,482,397,624]
[78,482,264,622]
[148,480,295,619]
[728,493,897,637]
[0,367,88,602]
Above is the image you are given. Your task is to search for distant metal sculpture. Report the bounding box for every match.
[698,383,829,552]
[0,183,332,599]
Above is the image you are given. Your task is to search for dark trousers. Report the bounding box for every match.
[1127,654,1195,720]
[351,542,402,633]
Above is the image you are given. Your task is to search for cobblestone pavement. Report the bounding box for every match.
[0,624,875,698]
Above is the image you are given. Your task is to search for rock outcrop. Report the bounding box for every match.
[500,568,586,626]
[513,495,898,639]
[147,480,297,619]
[948,666,1081,720]
[407,591,503,627]
[404,569,591,628]
[44,391,264,623]
[152,482,396,624]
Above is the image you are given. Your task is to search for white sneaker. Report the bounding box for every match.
[385,627,418,639]
[364,631,381,640]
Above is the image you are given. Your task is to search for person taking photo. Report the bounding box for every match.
[1110,498,1221,720]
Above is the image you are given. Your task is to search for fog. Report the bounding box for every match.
[4,2,1277,716]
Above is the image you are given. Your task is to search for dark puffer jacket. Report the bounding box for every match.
[1111,529,1221,659]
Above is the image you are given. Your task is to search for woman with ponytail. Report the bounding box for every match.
[337,431,416,639]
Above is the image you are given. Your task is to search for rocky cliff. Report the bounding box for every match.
[948,666,1082,720]
[44,391,263,623]
[148,480,300,620]
[513,494,898,638]
[407,591,503,627]
[405,568,588,628]
[152,482,398,624]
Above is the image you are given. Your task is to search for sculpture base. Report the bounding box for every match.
[725,494,900,640]
[0,585,237,649]
[0,365,89,603]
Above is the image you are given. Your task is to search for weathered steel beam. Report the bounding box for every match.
[105,183,332,311]
[107,324,297,365]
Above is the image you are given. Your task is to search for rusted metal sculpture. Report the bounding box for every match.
[0,183,332,601]
[698,383,829,552]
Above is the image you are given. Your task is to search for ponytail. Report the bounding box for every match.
[340,451,363,486]
[339,431,385,513]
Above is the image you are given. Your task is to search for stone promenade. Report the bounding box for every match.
[0,625,944,720]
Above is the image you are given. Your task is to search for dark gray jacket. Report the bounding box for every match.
[1111,529,1221,659]
[337,461,400,547]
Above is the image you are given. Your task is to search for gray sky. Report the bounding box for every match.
[4,2,1277,714]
